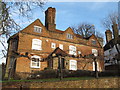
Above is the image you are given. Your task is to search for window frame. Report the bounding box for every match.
[31,55,41,68]
[67,33,73,39]
[91,39,96,45]
[78,51,81,55]
[32,39,42,50]
[51,43,56,49]
[92,49,98,56]
[69,60,77,70]
[69,45,77,55]
[34,25,42,33]
[59,44,63,50]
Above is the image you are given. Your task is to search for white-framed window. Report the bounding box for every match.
[93,62,99,71]
[32,39,42,50]
[67,33,73,39]
[31,55,41,68]
[92,49,98,56]
[51,43,56,49]
[91,39,96,45]
[59,44,63,50]
[69,45,76,55]
[34,26,42,33]
[78,51,81,55]
[69,60,77,70]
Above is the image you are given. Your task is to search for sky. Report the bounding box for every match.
[0,1,119,64]
[15,2,118,35]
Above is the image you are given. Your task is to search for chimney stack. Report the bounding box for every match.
[112,23,119,41]
[45,7,56,31]
[105,30,112,43]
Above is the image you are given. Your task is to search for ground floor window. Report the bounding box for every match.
[69,60,77,70]
[31,55,41,68]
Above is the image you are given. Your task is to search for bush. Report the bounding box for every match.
[99,70,119,77]
[28,69,96,79]
[28,69,58,79]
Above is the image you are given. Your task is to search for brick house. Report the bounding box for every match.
[104,24,120,70]
[5,7,104,79]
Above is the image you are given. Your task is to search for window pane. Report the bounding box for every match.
[59,44,63,50]
[34,26,42,33]
[70,60,77,70]
[32,39,42,50]
[31,56,40,68]
[69,45,76,55]
[51,43,56,49]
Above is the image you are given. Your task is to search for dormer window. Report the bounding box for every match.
[34,26,42,33]
[91,39,96,45]
[67,33,73,39]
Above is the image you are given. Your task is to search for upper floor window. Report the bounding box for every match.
[32,39,42,50]
[69,60,77,70]
[67,33,73,39]
[59,44,63,50]
[91,39,96,45]
[78,51,81,55]
[34,26,42,33]
[51,43,56,49]
[92,49,98,56]
[69,45,76,55]
[31,55,41,68]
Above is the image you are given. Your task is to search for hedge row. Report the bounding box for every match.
[27,69,119,79]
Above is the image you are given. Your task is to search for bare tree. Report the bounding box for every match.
[0,1,45,37]
[71,22,104,39]
[0,1,45,59]
[102,11,118,30]
[71,23,95,38]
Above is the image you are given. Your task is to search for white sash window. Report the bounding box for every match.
[59,44,63,50]
[92,49,98,56]
[32,39,42,50]
[69,45,76,55]
[51,43,56,49]
[34,26,42,33]
[31,56,41,68]
[69,60,77,70]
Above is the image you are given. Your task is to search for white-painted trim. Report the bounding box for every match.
[69,45,77,55]
[51,42,56,49]
[59,44,63,50]
[92,49,98,56]
[69,60,77,70]
[32,39,42,50]
[34,25,42,33]
[30,55,41,68]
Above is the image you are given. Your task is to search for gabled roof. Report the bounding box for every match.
[104,35,120,51]
[8,18,102,48]
[48,47,69,57]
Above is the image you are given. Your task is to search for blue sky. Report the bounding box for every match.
[0,2,118,64]
[16,2,118,36]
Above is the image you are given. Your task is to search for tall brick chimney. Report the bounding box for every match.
[105,30,112,43]
[45,7,56,31]
[112,23,119,41]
